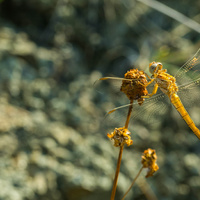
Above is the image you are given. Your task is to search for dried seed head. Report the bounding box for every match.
[120,69,148,105]
[141,148,159,178]
[107,127,133,147]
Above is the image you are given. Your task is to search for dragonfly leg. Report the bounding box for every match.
[144,72,152,80]
[142,83,158,98]
[137,82,146,87]
[143,78,155,87]
[137,74,155,87]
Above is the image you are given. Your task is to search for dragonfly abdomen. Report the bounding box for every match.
[170,93,200,140]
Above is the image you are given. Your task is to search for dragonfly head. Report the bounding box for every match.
[149,62,163,74]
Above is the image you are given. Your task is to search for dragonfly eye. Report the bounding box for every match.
[149,62,158,74]
[157,62,163,70]
[149,62,163,74]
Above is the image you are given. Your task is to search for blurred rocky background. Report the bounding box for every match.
[0,0,200,199]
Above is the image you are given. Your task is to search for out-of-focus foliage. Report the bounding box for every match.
[0,0,200,200]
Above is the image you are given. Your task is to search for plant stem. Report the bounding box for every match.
[121,166,144,200]
[124,100,133,129]
[110,145,124,200]
[110,100,133,200]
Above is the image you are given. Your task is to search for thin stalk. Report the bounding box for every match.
[137,177,158,200]
[124,100,133,129]
[110,100,133,200]
[137,0,200,33]
[121,167,144,200]
[110,145,124,200]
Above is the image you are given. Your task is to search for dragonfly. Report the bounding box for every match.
[97,49,200,140]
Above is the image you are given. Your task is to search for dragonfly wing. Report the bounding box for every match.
[101,91,170,132]
[94,76,130,115]
[178,78,200,108]
[94,76,149,95]
[175,49,200,85]
[176,78,200,130]
[94,76,124,96]
[94,75,155,111]
[173,49,200,127]
[131,93,169,127]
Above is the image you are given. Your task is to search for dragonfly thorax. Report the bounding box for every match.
[149,62,163,74]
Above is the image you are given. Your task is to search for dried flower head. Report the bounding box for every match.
[107,127,133,147]
[120,69,148,105]
[141,148,159,178]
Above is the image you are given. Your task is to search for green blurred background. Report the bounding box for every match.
[0,0,200,199]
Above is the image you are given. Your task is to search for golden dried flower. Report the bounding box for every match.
[141,148,159,178]
[120,69,148,105]
[107,127,133,147]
